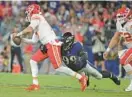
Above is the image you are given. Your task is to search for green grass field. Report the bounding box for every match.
[0,73,132,97]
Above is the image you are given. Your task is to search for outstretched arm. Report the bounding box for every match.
[17,19,39,37]
[22,32,39,44]
[17,26,33,37]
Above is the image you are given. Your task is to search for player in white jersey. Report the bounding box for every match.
[103,6,132,91]
[15,4,88,91]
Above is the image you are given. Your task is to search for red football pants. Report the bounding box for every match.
[31,43,62,69]
[120,48,132,66]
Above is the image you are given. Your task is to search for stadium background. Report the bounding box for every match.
[0,1,131,76]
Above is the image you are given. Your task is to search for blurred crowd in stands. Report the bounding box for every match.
[0,1,131,77]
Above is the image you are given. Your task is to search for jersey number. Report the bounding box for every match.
[62,56,77,65]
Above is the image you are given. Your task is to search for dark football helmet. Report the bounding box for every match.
[62,32,75,51]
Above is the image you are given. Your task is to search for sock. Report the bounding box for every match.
[30,59,39,85]
[100,71,112,78]
[55,66,82,79]
[101,71,118,79]
[33,78,39,85]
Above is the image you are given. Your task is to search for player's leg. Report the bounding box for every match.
[80,61,120,85]
[56,65,88,91]
[82,61,103,79]
[94,52,106,71]
[10,47,15,72]
[122,64,132,91]
[78,61,102,87]
[100,71,120,85]
[26,48,48,91]
[46,43,88,91]
[120,48,132,91]
[15,47,24,72]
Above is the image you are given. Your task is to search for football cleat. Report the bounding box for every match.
[26,84,40,91]
[79,75,88,91]
[125,83,132,92]
[87,75,90,87]
[110,76,120,85]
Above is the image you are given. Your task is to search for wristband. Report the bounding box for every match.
[106,47,111,52]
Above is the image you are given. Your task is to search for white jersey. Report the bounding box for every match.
[29,14,58,45]
[116,20,132,48]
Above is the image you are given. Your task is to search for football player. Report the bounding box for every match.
[15,4,88,91]
[61,32,120,86]
[104,6,132,91]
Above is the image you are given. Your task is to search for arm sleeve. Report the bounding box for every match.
[22,33,39,44]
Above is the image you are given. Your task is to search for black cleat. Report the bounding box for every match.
[110,76,120,85]
[87,75,90,87]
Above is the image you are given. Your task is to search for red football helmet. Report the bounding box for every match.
[25,4,41,22]
[116,6,131,24]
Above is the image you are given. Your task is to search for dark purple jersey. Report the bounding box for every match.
[62,42,87,71]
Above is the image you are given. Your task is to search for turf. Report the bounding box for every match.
[0,73,132,97]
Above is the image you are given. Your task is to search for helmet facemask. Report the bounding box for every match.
[25,11,31,22]
[116,6,131,24]
[62,32,75,51]
[116,14,126,24]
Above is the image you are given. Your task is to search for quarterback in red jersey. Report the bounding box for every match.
[15,4,88,91]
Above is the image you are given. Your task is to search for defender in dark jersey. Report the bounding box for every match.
[61,32,120,86]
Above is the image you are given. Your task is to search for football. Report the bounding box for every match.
[13,36,21,45]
